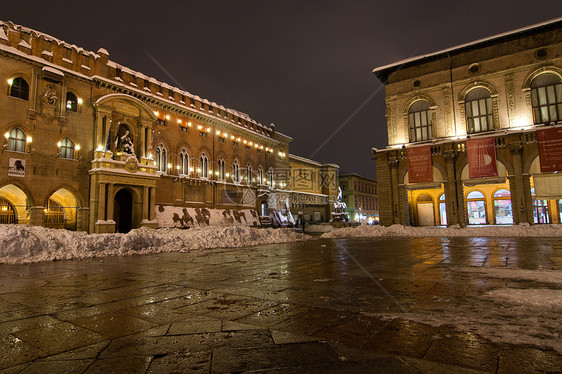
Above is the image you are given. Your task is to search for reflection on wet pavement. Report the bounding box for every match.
[0,236,561,372]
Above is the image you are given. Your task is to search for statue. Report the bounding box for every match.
[121,131,134,155]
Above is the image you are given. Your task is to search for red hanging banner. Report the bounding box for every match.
[467,137,498,178]
[407,145,432,183]
[537,127,562,173]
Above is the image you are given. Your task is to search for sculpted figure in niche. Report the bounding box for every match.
[121,131,134,155]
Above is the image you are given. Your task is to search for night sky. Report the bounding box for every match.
[1,1,561,178]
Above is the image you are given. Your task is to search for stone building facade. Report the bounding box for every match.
[339,173,378,223]
[0,20,338,233]
[373,18,562,227]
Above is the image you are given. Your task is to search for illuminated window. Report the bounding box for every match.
[9,77,29,100]
[465,88,494,133]
[59,137,74,159]
[155,143,167,173]
[531,73,562,124]
[178,148,189,175]
[246,164,252,184]
[232,160,240,183]
[466,190,486,225]
[7,128,26,152]
[66,92,77,112]
[439,193,447,225]
[217,157,225,180]
[199,153,208,178]
[493,189,513,225]
[258,166,263,185]
[408,100,432,142]
[268,168,274,187]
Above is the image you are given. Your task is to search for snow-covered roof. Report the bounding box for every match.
[373,16,562,84]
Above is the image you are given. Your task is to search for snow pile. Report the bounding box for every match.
[379,267,562,354]
[0,225,310,264]
[321,223,562,238]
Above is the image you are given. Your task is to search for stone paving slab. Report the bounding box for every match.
[0,236,561,372]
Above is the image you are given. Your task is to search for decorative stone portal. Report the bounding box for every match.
[89,94,159,234]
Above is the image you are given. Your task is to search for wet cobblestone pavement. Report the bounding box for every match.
[1,236,561,373]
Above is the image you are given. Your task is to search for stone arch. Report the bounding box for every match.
[458,80,498,101]
[0,183,32,224]
[95,93,157,121]
[43,187,82,230]
[403,94,436,114]
[522,66,562,89]
[523,150,540,174]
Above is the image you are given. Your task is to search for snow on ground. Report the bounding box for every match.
[322,223,562,238]
[377,266,562,354]
[0,225,310,265]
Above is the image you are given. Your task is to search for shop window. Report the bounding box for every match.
[465,88,494,133]
[9,77,29,100]
[59,137,75,159]
[66,92,78,112]
[408,100,432,142]
[466,190,487,225]
[531,73,562,124]
[178,148,189,175]
[155,144,167,173]
[530,187,550,224]
[493,189,513,225]
[439,193,447,225]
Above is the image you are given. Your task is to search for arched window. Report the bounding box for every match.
[408,100,432,142]
[232,160,240,183]
[493,189,513,225]
[268,168,274,187]
[531,73,562,124]
[178,148,189,175]
[466,190,486,225]
[66,92,78,112]
[155,143,167,173]
[217,157,225,180]
[6,128,26,152]
[59,137,74,159]
[9,77,29,100]
[246,164,252,184]
[465,88,494,133]
[199,153,208,178]
[258,166,264,185]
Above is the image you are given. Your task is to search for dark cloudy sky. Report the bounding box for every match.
[1,1,560,177]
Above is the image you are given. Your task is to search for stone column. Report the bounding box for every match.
[389,158,400,225]
[149,186,156,221]
[143,186,149,221]
[98,183,106,221]
[509,142,527,224]
[444,150,459,226]
[29,206,45,226]
[140,124,147,158]
[106,184,114,222]
[76,207,90,232]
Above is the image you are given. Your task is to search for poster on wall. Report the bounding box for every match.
[467,137,498,178]
[537,127,562,173]
[407,145,432,183]
[8,158,26,177]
